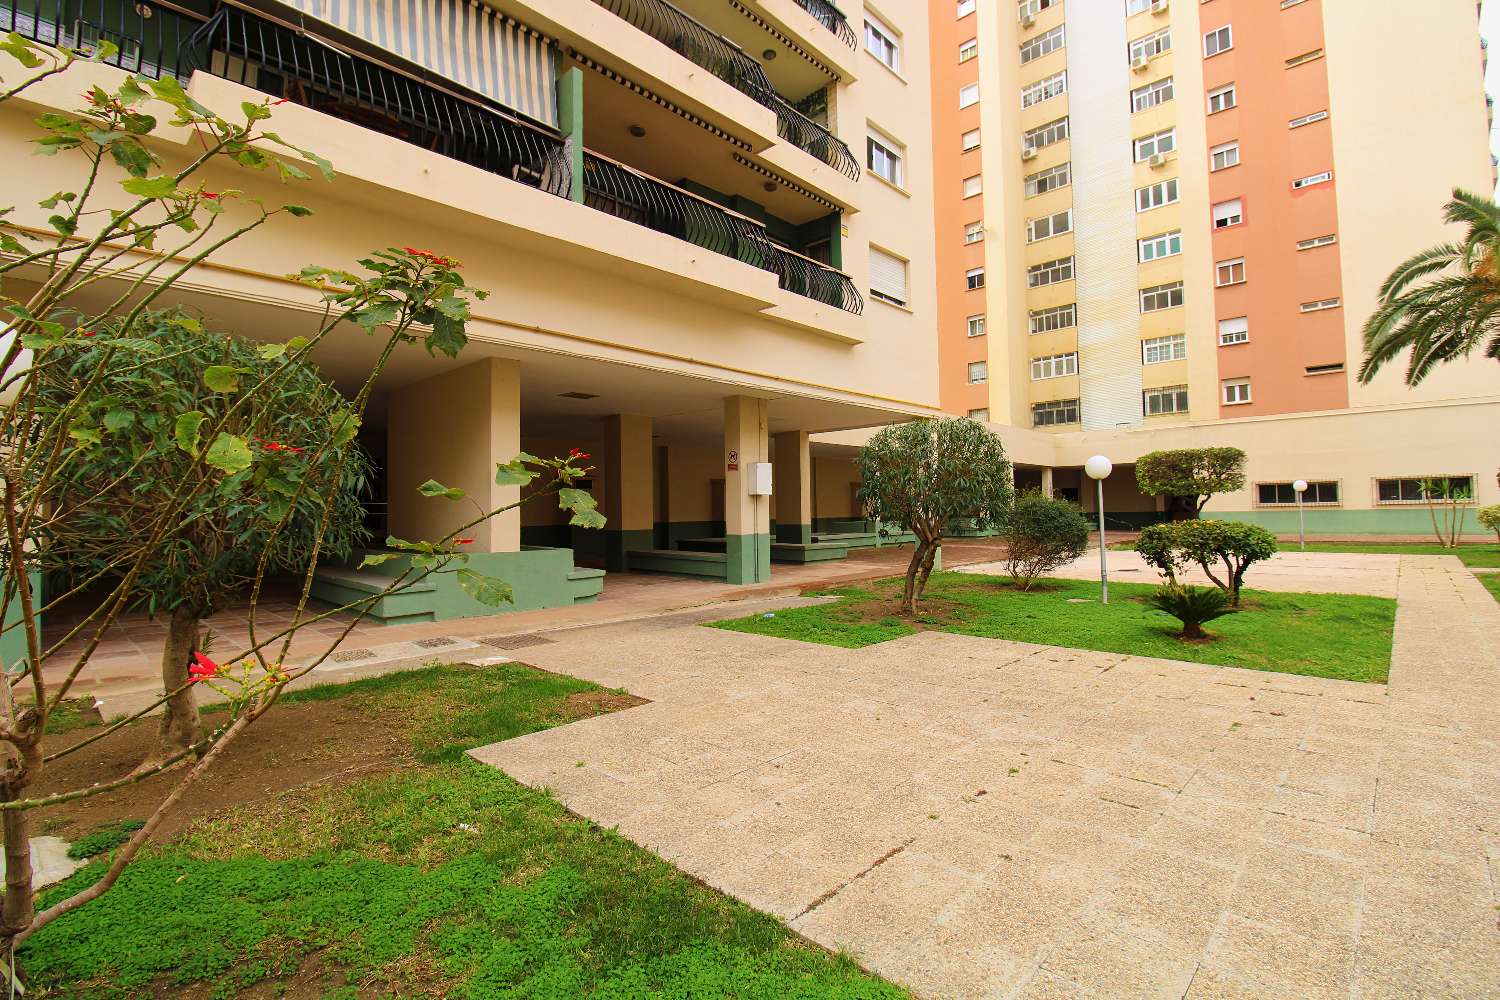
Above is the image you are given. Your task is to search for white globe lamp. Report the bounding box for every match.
[1084,455,1112,603]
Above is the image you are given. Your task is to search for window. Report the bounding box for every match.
[1210,141,1240,171]
[963,175,982,198]
[1032,398,1079,427]
[1129,28,1171,64]
[962,128,981,151]
[959,38,977,63]
[959,83,980,108]
[967,314,986,337]
[1301,298,1340,312]
[1019,0,1058,17]
[864,14,900,71]
[1292,170,1333,190]
[1131,76,1173,112]
[1125,0,1152,13]
[1280,0,1309,7]
[867,131,904,186]
[869,247,908,306]
[1207,83,1237,114]
[1144,385,1189,416]
[1134,127,1176,161]
[1029,303,1077,334]
[1138,230,1182,262]
[1213,198,1243,229]
[1031,352,1078,380]
[1142,333,1186,364]
[1027,209,1073,243]
[1022,70,1068,108]
[1021,26,1065,65]
[1289,110,1329,129]
[1024,117,1070,151]
[1297,234,1337,251]
[1377,475,1475,504]
[967,361,988,384]
[964,221,984,244]
[1026,162,1072,197]
[1215,257,1246,286]
[968,408,989,421]
[1203,25,1232,57]
[1286,48,1324,68]
[957,0,976,16]
[1259,481,1339,506]
[1218,316,1249,345]
[1136,178,1179,211]
[1306,362,1345,376]
[1028,256,1075,287]
[1222,378,1251,405]
[1140,280,1183,312]
[966,267,986,289]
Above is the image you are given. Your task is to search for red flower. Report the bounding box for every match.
[400,247,462,269]
[454,538,475,545]
[189,651,219,683]
[78,330,96,338]
[568,448,590,460]
[202,192,220,200]
[255,438,305,454]
[271,98,289,106]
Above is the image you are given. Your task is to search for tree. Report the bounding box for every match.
[1002,491,1090,590]
[1359,188,1500,386]
[1135,447,1247,518]
[856,418,1012,614]
[1148,584,1234,640]
[1478,504,1500,543]
[1416,476,1473,549]
[1134,520,1277,606]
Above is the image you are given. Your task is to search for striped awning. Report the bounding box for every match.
[285,0,558,126]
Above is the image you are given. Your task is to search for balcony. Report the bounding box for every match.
[791,0,857,49]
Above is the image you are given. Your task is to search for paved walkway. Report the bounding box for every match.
[471,555,1500,999]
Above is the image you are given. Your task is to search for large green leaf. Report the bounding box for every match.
[203,366,239,392]
[418,479,466,501]
[174,411,206,454]
[456,567,513,607]
[204,433,253,474]
[494,459,538,488]
[120,176,178,199]
[559,487,606,530]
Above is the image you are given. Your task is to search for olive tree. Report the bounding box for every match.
[1135,447,1247,518]
[1135,519,1277,606]
[1479,503,1500,543]
[856,418,1012,614]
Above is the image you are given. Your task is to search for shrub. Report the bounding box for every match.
[1148,584,1235,639]
[1135,520,1277,606]
[1135,448,1247,518]
[1003,492,1091,590]
[1476,504,1500,542]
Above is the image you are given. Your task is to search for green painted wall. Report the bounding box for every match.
[604,529,656,571]
[776,522,813,545]
[658,521,724,549]
[725,533,772,584]
[0,572,40,675]
[556,67,584,203]
[1213,507,1491,538]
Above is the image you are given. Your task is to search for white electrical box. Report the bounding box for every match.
[748,462,773,496]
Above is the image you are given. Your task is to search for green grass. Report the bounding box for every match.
[26,663,905,1000]
[712,573,1396,684]
[1479,573,1500,604]
[1106,539,1500,568]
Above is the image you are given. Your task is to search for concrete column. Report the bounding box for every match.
[387,358,520,553]
[1041,466,1055,499]
[773,430,812,545]
[724,395,770,584]
[603,414,654,571]
[556,66,585,202]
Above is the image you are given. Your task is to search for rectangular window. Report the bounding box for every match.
[959,82,980,108]
[1129,27,1171,64]
[1032,398,1080,427]
[1125,0,1152,14]
[962,128,981,151]
[1142,333,1186,364]
[967,361,988,384]
[968,407,989,421]
[1026,162,1072,197]
[1029,303,1077,334]
[1289,110,1329,129]
[964,221,984,244]
[1019,0,1058,17]
[1286,48,1324,68]
[867,131,904,186]
[1259,481,1340,506]
[1140,280,1183,312]
[963,175,982,197]
[1144,385,1189,416]
[1222,378,1252,405]
[966,267,985,289]
[959,38,978,63]
[1292,170,1333,190]
[1027,209,1073,243]
[958,0,976,16]
[864,14,900,71]
[1138,230,1183,262]
[869,247,908,306]
[1022,70,1068,108]
[1297,234,1337,251]
[1204,25,1233,57]
[1211,141,1240,171]
[1134,127,1176,161]
[1377,476,1475,504]
[1031,352,1078,380]
[1218,316,1249,345]
[1215,257,1246,286]
[1131,76,1173,113]
[1306,362,1345,376]
[1207,83,1237,114]
[1213,198,1243,229]
[1021,25,1065,64]
[967,314,986,337]
[1028,256,1075,288]
[1024,117,1071,151]
[1136,178,1179,212]
[1301,298,1341,312]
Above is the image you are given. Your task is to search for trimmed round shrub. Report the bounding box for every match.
[1003,491,1091,590]
[1134,519,1277,606]
[1478,504,1500,542]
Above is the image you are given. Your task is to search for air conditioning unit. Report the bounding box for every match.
[1131,55,1150,72]
[1148,153,1167,168]
[1021,145,1038,160]
[1020,12,1036,26]
[1151,0,1169,13]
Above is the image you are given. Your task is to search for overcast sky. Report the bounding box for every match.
[1486,2,1500,192]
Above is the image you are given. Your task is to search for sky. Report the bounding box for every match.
[1486,1,1500,192]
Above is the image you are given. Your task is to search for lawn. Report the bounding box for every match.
[711,573,1396,684]
[26,664,907,1000]
[1109,539,1500,569]
[1480,573,1500,604]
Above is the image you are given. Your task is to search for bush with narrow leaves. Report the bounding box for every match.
[1003,492,1090,590]
[1149,584,1234,639]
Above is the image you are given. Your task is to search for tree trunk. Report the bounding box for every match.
[900,540,926,616]
[1181,621,1206,640]
[1,790,34,943]
[143,605,202,769]
[915,540,939,604]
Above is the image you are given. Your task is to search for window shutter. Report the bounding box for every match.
[869,249,908,305]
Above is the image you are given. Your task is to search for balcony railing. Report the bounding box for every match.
[590,0,859,180]
[792,0,857,49]
[0,0,200,79]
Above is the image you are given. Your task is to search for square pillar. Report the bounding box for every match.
[773,430,812,545]
[724,396,770,584]
[1040,466,1055,499]
[603,414,654,571]
[388,358,520,553]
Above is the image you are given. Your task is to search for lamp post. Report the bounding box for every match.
[1085,455,1113,604]
[1293,479,1308,552]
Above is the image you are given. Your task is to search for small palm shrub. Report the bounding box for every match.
[1149,584,1234,640]
[1478,504,1500,543]
[1003,491,1091,590]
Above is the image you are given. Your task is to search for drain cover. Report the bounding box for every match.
[414,637,459,649]
[331,648,376,662]
[478,633,556,650]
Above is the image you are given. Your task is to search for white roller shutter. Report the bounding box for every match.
[869,248,908,306]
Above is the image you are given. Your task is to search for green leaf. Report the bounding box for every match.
[120,176,179,199]
[351,300,399,333]
[286,336,310,353]
[417,479,466,501]
[359,552,403,568]
[203,365,239,392]
[329,411,360,447]
[425,312,467,359]
[283,204,313,217]
[257,342,286,360]
[559,487,607,530]
[241,101,272,122]
[108,139,154,178]
[102,409,135,432]
[456,568,513,607]
[68,424,102,447]
[204,432,253,474]
[494,459,538,488]
[174,411,206,454]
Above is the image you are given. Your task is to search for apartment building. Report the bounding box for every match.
[924,0,1500,533]
[1,0,942,612]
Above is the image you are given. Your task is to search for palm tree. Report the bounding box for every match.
[1360,188,1500,386]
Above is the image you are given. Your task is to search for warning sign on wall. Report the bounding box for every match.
[727,450,739,471]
